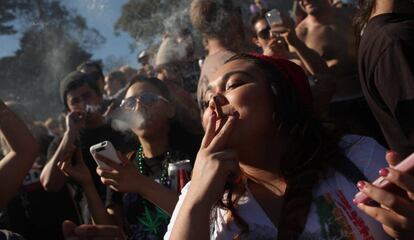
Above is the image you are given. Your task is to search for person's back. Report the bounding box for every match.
[358,13,414,157]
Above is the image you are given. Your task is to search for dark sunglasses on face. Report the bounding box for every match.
[120,92,169,110]
[257,27,271,40]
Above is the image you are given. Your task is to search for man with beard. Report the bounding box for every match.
[40,71,136,224]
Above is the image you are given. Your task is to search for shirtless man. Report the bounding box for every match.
[296,0,358,100]
[295,0,385,142]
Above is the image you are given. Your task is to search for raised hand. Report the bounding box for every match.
[269,13,299,47]
[58,149,93,186]
[355,151,414,239]
[186,111,240,207]
[65,111,86,138]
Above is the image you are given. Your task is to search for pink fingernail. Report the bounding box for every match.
[379,168,389,177]
[352,198,358,205]
[357,181,365,190]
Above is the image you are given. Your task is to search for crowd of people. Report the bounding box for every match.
[1,0,413,239]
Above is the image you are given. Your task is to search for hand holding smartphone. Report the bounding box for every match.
[354,152,414,204]
[265,9,286,43]
[90,141,122,169]
[265,9,283,26]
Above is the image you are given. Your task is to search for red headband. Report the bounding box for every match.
[249,53,313,110]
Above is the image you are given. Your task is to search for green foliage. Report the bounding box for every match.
[115,0,191,46]
[0,0,31,34]
[0,0,105,118]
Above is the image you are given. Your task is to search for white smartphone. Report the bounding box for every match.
[89,141,122,169]
[354,152,414,204]
[265,9,283,26]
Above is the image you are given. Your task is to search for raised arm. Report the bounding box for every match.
[0,100,40,208]
[273,16,329,77]
[168,110,239,239]
[58,149,116,225]
[40,111,84,191]
[286,31,329,78]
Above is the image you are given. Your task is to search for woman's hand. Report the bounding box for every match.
[186,112,240,207]
[58,149,93,187]
[94,152,140,193]
[355,151,414,239]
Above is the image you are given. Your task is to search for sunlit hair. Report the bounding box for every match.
[107,70,127,86]
[204,53,355,239]
[190,0,239,40]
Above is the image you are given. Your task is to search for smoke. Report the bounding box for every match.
[111,109,150,132]
[85,104,101,114]
[85,0,109,12]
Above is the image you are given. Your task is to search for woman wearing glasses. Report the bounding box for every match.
[60,76,200,239]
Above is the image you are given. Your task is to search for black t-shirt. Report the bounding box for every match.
[358,13,414,157]
[47,123,137,221]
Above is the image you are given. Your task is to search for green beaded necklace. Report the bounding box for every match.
[137,145,169,185]
[135,145,170,235]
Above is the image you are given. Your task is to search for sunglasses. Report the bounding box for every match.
[120,92,169,110]
[257,27,271,40]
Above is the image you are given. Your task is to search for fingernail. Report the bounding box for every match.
[379,168,389,177]
[352,198,358,205]
[357,181,365,190]
[386,150,397,155]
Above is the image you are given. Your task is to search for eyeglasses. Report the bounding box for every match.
[120,92,169,110]
[257,27,271,40]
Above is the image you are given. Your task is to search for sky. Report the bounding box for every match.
[0,0,139,69]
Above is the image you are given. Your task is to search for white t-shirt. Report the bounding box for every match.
[164,135,392,240]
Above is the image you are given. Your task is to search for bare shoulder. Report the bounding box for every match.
[295,18,309,39]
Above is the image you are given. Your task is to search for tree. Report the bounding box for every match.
[115,0,297,49]
[115,0,192,47]
[0,0,31,35]
[0,0,105,119]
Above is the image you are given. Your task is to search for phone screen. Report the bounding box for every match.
[265,9,283,26]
